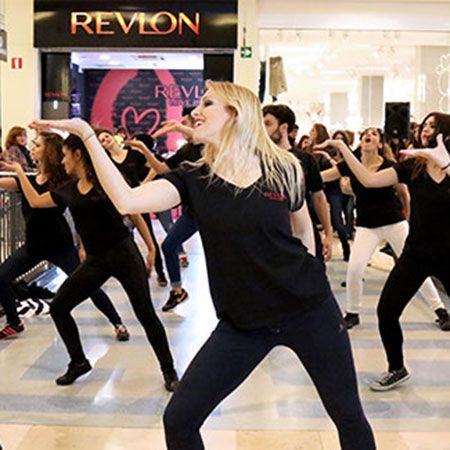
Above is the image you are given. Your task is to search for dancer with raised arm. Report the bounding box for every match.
[4,135,178,390]
[318,127,447,330]
[316,112,450,391]
[0,132,129,341]
[31,81,375,450]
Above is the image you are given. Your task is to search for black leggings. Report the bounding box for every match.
[141,213,165,278]
[164,296,375,450]
[50,237,175,373]
[378,249,450,371]
[0,244,121,326]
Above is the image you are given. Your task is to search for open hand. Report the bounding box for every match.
[124,139,146,153]
[29,118,93,141]
[0,161,22,173]
[400,134,450,169]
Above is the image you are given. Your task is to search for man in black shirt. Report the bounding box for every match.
[263,104,333,262]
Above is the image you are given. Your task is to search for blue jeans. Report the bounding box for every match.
[162,213,197,288]
[164,296,375,450]
[156,210,184,255]
[327,191,350,258]
[0,245,121,326]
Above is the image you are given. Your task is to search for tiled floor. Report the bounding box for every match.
[0,228,449,449]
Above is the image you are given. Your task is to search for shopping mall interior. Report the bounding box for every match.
[0,1,449,449]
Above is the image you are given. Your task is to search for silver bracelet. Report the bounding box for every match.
[441,160,450,171]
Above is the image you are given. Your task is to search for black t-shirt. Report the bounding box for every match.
[394,158,450,255]
[112,150,149,187]
[163,165,331,330]
[19,176,74,255]
[50,180,129,255]
[290,149,323,194]
[165,143,203,170]
[318,156,341,194]
[337,158,405,228]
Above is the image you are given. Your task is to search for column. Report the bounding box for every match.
[360,75,384,128]
[414,45,450,121]
[234,0,260,94]
[1,0,39,138]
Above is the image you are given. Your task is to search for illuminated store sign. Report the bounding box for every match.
[34,1,237,49]
[70,11,200,36]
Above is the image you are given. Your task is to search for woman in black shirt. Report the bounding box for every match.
[31,81,375,450]
[0,132,126,340]
[316,112,450,391]
[319,128,447,330]
[6,135,178,391]
[97,129,169,287]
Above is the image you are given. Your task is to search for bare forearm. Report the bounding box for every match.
[312,192,333,237]
[16,170,40,207]
[130,214,155,254]
[291,204,316,256]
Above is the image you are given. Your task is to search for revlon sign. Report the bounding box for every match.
[70,11,200,36]
[34,1,237,49]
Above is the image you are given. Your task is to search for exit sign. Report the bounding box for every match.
[240,46,252,58]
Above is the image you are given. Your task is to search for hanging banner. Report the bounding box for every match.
[84,69,203,153]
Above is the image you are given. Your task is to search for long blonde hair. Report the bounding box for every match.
[199,80,304,209]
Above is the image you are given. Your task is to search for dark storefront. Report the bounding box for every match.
[34,1,237,149]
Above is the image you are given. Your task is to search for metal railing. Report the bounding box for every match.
[0,191,25,260]
[0,191,49,280]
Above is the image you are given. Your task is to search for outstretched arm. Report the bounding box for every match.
[30,119,181,215]
[316,140,399,188]
[1,161,56,208]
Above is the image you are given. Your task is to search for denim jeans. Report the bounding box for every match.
[162,213,198,288]
[164,296,375,450]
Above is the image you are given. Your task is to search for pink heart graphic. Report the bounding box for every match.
[121,106,161,136]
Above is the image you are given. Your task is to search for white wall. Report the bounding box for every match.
[258,0,450,32]
[1,0,39,142]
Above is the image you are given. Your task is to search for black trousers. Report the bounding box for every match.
[141,213,166,278]
[378,248,450,371]
[50,237,175,373]
[164,296,375,450]
[0,244,121,326]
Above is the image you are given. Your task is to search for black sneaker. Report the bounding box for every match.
[56,360,92,385]
[343,313,360,329]
[435,308,450,331]
[162,289,189,312]
[114,324,130,341]
[370,368,410,391]
[163,370,179,392]
[157,273,168,287]
[0,321,24,340]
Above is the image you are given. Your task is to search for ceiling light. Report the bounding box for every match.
[99,54,111,61]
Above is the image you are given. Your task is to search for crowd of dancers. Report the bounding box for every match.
[0,80,449,449]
